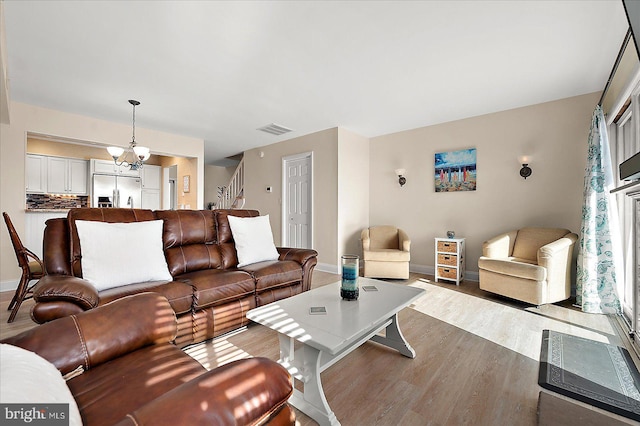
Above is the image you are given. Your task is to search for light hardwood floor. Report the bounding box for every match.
[1,272,636,425]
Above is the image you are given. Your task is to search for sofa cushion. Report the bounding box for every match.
[1,344,83,426]
[512,228,570,262]
[99,280,193,315]
[228,214,279,267]
[75,220,173,291]
[66,343,204,425]
[240,260,302,291]
[176,269,255,309]
[478,256,546,281]
[363,249,410,262]
[164,243,223,277]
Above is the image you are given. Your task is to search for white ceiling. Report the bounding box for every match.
[3,1,630,165]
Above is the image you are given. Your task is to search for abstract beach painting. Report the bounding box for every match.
[435,148,477,192]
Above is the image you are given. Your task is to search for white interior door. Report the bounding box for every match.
[282,152,313,248]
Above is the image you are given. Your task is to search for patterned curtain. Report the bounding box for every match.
[576,105,622,314]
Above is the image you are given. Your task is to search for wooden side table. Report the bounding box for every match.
[434,237,465,285]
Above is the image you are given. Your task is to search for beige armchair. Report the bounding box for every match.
[478,227,578,305]
[362,226,411,279]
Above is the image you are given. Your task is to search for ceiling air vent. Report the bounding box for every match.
[257,123,293,136]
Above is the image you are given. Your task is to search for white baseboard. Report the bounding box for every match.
[0,280,18,293]
[315,263,340,274]
[409,263,435,276]
[465,271,480,282]
[317,262,479,282]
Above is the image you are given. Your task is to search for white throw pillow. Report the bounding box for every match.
[228,215,279,267]
[0,344,83,425]
[75,220,172,291]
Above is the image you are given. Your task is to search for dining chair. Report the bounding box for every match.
[3,212,45,322]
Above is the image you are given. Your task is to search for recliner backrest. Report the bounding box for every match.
[512,227,571,262]
[156,210,221,277]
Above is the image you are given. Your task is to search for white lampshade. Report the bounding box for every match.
[133,146,150,160]
[395,168,406,176]
[107,146,124,158]
[518,155,531,164]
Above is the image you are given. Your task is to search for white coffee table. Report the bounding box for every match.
[246,277,425,426]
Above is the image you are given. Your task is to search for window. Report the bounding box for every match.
[610,86,640,350]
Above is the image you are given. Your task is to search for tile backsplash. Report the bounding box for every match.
[27,194,89,209]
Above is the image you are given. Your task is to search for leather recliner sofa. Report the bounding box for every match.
[2,292,295,425]
[30,208,318,347]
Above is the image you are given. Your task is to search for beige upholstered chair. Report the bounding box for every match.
[478,227,578,305]
[361,226,410,279]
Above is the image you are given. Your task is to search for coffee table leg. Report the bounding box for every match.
[370,313,416,358]
[280,340,340,426]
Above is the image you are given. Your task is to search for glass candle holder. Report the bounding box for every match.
[341,254,359,301]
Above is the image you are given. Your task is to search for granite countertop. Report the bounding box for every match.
[25,209,71,213]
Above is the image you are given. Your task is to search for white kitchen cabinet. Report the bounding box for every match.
[91,159,140,177]
[141,189,161,210]
[69,159,89,194]
[141,165,161,190]
[26,154,48,193]
[46,157,68,193]
[47,157,88,195]
[92,159,118,175]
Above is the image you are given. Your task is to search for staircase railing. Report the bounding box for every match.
[218,157,244,209]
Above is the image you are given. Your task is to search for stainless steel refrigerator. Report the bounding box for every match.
[92,175,142,208]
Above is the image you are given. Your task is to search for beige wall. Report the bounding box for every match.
[1,101,204,287]
[27,137,164,165]
[205,165,235,208]
[157,156,199,209]
[244,128,338,266]
[369,92,600,278]
[337,128,370,265]
[0,2,9,125]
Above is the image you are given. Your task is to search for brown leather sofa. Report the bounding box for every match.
[2,292,295,425]
[31,208,317,347]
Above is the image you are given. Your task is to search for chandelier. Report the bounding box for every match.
[106,100,150,170]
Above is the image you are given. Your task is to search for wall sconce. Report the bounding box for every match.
[519,156,532,179]
[395,168,406,187]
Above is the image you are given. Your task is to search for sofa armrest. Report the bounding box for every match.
[538,233,578,285]
[2,293,177,376]
[277,247,318,265]
[361,228,371,251]
[398,229,411,252]
[482,231,518,258]
[33,275,100,310]
[114,357,294,426]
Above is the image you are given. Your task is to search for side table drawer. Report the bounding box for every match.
[437,241,458,253]
[437,267,458,280]
[437,253,457,266]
